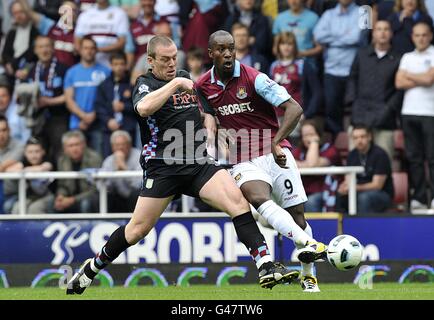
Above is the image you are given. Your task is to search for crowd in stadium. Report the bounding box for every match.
[0,0,432,215]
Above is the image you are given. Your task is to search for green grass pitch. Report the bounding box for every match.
[0,283,433,300]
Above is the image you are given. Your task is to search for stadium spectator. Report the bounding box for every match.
[74,0,130,67]
[0,84,31,144]
[270,31,322,123]
[272,0,321,60]
[95,51,136,158]
[179,0,226,64]
[0,115,24,213]
[100,130,141,212]
[232,23,269,73]
[378,0,395,20]
[79,0,96,12]
[387,0,433,54]
[5,137,54,214]
[395,22,434,211]
[25,35,69,162]
[426,0,434,21]
[186,46,206,82]
[346,20,403,161]
[51,130,102,213]
[224,0,272,59]
[154,0,180,23]
[2,0,39,86]
[293,120,341,212]
[129,0,165,62]
[130,21,186,84]
[64,36,110,155]
[18,0,79,67]
[0,115,24,172]
[313,0,365,136]
[110,0,141,19]
[336,124,394,214]
[33,0,63,20]
[305,0,333,16]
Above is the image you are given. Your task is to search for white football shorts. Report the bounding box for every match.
[229,147,307,208]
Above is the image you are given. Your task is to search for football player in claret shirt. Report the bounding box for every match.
[66,35,300,295]
[195,30,328,292]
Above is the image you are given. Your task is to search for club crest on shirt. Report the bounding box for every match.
[234,173,242,182]
[138,84,150,94]
[236,86,247,99]
[145,178,154,189]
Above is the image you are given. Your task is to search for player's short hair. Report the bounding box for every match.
[110,51,127,63]
[208,30,233,49]
[274,31,298,60]
[147,35,175,58]
[61,130,86,145]
[110,130,132,145]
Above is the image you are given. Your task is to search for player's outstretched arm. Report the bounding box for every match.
[135,77,193,117]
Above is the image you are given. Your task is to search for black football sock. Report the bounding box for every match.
[232,212,273,271]
[84,226,131,278]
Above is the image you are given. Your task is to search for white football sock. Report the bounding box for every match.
[257,200,314,246]
[296,222,315,276]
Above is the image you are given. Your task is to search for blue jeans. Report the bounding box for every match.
[304,192,323,212]
[357,190,392,214]
[86,129,104,155]
[337,190,392,214]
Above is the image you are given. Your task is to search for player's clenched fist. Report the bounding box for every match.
[175,77,194,93]
[272,143,288,168]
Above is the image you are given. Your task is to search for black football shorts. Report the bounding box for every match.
[139,159,224,198]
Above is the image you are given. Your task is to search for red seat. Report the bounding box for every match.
[392,172,408,211]
[335,132,349,162]
[393,130,405,152]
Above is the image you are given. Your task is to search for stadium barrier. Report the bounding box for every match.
[0,166,364,216]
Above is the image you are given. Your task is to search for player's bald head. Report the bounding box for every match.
[208,30,233,49]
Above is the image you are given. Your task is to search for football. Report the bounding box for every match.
[327,235,363,271]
